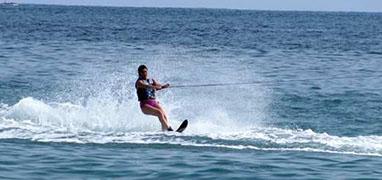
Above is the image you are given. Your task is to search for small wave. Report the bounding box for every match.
[368,51,382,55]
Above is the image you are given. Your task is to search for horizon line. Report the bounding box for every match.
[17,3,382,14]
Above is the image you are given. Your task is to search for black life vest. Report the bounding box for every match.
[136,78,156,101]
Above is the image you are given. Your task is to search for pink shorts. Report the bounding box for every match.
[140,99,159,108]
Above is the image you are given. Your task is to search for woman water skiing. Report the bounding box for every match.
[135,65,173,131]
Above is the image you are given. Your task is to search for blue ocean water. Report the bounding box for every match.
[1,4,382,179]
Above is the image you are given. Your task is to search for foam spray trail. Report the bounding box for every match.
[1,97,382,156]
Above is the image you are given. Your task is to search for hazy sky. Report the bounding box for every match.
[22,0,382,12]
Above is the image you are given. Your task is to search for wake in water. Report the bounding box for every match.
[1,97,381,157]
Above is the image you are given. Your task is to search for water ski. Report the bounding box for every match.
[176,119,188,133]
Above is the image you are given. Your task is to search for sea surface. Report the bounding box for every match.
[1,4,382,179]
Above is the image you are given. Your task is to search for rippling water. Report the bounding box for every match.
[1,4,382,179]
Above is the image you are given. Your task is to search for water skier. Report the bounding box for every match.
[135,65,173,131]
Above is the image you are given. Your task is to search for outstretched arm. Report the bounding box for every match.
[153,79,170,90]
